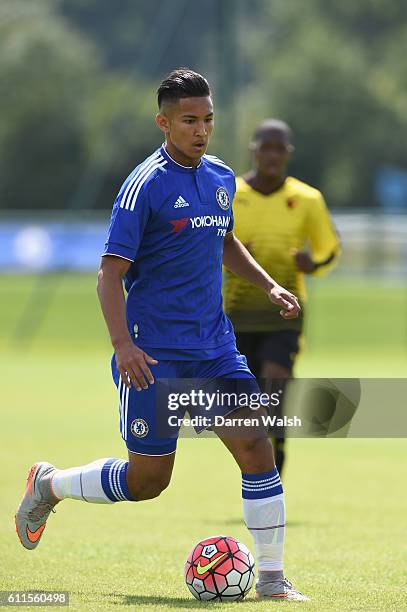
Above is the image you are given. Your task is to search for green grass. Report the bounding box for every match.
[1,273,406,610]
[1,273,406,373]
[297,277,407,377]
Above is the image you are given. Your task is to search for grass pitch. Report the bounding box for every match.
[1,273,406,610]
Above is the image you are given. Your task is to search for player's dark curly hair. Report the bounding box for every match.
[157,68,211,108]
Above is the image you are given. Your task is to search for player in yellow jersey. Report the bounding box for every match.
[223,119,340,474]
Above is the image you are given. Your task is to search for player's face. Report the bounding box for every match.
[156,96,214,166]
[254,131,291,179]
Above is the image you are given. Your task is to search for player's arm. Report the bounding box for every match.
[97,255,158,391]
[98,176,158,391]
[222,232,300,319]
[295,193,341,275]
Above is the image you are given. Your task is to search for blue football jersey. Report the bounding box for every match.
[103,145,237,357]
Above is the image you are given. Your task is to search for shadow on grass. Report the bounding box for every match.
[220,517,306,528]
[105,593,229,608]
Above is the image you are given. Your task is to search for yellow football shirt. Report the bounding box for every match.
[223,176,340,332]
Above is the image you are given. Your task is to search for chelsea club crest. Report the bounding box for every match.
[216,187,230,211]
[130,418,149,438]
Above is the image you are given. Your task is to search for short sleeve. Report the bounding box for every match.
[102,179,151,262]
[306,192,341,276]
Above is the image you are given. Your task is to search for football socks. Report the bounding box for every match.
[242,467,285,571]
[51,458,133,503]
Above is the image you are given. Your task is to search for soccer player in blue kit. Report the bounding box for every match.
[16,69,308,601]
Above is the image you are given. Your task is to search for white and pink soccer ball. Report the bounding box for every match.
[184,535,255,602]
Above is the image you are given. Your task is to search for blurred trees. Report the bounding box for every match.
[1,0,406,210]
[0,0,157,211]
[241,0,407,207]
[0,0,100,210]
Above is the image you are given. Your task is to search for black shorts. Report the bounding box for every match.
[234,330,301,377]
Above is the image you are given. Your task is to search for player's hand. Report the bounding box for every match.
[293,250,316,273]
[267,284,301,319]
[115,339,158,391]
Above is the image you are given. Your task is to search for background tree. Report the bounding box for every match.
[1,0,407,210]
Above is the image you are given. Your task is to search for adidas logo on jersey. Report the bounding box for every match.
[174,195,189,208]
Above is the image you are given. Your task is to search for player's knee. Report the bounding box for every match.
[236,436,274,473]
[240,435,268,456]
[127,474,171,501]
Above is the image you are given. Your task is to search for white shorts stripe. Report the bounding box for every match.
[120,152,161,209]
[124,386,129,440]
[128,160,167,211]
[118,378,122,436]
[119,378,126,437]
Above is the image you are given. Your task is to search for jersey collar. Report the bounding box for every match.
[160,144,202,173]
[242,176,288,197]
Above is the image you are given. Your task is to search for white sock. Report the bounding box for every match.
[51,458,133,503]
[242,468,285,571]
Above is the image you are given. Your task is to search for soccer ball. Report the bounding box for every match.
[184,535,255,601]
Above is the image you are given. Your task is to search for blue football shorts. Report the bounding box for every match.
[111,348,259,455]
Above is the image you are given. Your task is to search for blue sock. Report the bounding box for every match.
[241,466,283,500]
[101,459,133,502]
